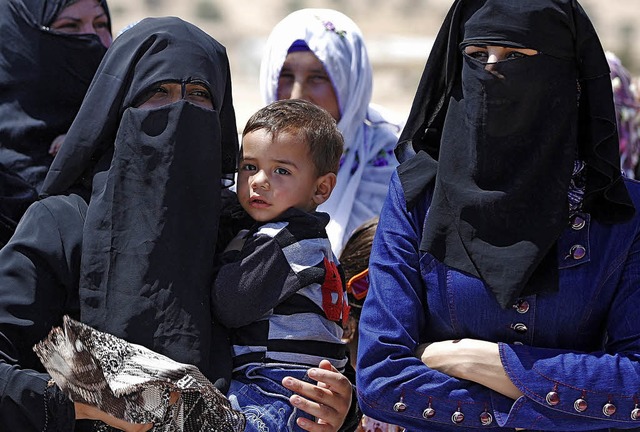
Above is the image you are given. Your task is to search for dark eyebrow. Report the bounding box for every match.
[273,158,298,168]
[54,11,107,22]
[279,65,328,75]
[53,16,81,22]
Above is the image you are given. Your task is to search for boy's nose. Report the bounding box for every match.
[251,171,269,190]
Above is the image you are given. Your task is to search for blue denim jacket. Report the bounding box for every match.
[357,171,640,431]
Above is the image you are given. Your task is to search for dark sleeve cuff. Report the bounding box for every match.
[44,381,76,432]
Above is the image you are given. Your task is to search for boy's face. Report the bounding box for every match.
[237,129,332,222]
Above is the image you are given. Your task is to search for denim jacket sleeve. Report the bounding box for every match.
[0,196,85,431]
[357,172,640,431]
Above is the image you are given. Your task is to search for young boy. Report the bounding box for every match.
[211,99,350,431]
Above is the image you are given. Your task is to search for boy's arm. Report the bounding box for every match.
[212,224,306,328]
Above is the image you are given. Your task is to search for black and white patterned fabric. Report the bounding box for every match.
[34,316,245,432]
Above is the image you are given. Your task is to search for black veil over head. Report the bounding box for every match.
[42,15,237,197]
[42,16,239,386]
[0,0,110,211]
[396,0,634,308]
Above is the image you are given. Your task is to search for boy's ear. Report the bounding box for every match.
[312,172,337,205]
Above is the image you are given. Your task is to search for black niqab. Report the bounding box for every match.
[396,0,634,308]
[0,0,110,190]
[41,17,239,387]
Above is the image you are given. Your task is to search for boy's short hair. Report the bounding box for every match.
[242,99,344,175]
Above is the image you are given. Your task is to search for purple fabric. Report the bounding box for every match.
[287,39,311,53]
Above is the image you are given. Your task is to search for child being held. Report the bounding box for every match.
[212,99,349,431]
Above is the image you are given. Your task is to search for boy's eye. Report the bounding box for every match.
[241,163,256,171]
[275,167,290,175]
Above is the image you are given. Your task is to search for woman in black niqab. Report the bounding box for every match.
[356,1,640,430]
[41,15,239,387]
[395,0,635,308]
[0,0,111,246]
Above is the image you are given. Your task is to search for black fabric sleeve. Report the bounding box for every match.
[0,196,85,431]
[211,231,301,328]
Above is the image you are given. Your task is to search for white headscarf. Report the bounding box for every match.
[260,8,402,254]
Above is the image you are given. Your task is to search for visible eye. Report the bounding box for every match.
[94,19,109,30]
[185,83,213,109]
[274,167,291,175]
[465,48,489,62]
[277,70,295,88]
[506,51,529,60]
[151,86,168,95]
[278,69,294,80]
[240,163,257,172]
[186,85,211,99]
[134,83,173,108]
[309,73,331,84]
[50,20,80,33]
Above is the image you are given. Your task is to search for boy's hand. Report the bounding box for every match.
[282,359,352,432]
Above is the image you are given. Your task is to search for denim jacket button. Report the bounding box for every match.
[393,401,407,412]
[603,403,616,417]
[422,407,435,419]
[574,398,588,412]
[571,216,586,230]
[479,411,493,426]
[546,391,560,406]
[513,299,530,314]
[631,407,640,420]
[511,323,528,334]
[451,410,464,424]
[392,396,407,413]
[570,244,587,260]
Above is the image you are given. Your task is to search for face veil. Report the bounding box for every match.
[0,0,110,188]
[396,0,634,308]
[41,17,239,384]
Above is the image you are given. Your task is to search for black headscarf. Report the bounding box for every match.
[396,0,635,308]
[41,17,239,387]
[0,0,110,191]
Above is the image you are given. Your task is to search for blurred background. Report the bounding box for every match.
[105,0,640,130]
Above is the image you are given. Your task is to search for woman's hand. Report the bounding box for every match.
[74,402,153,432]
[282,359,353,432]
[417,339,523,400]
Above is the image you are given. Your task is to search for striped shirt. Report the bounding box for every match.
[212,208,349,372]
